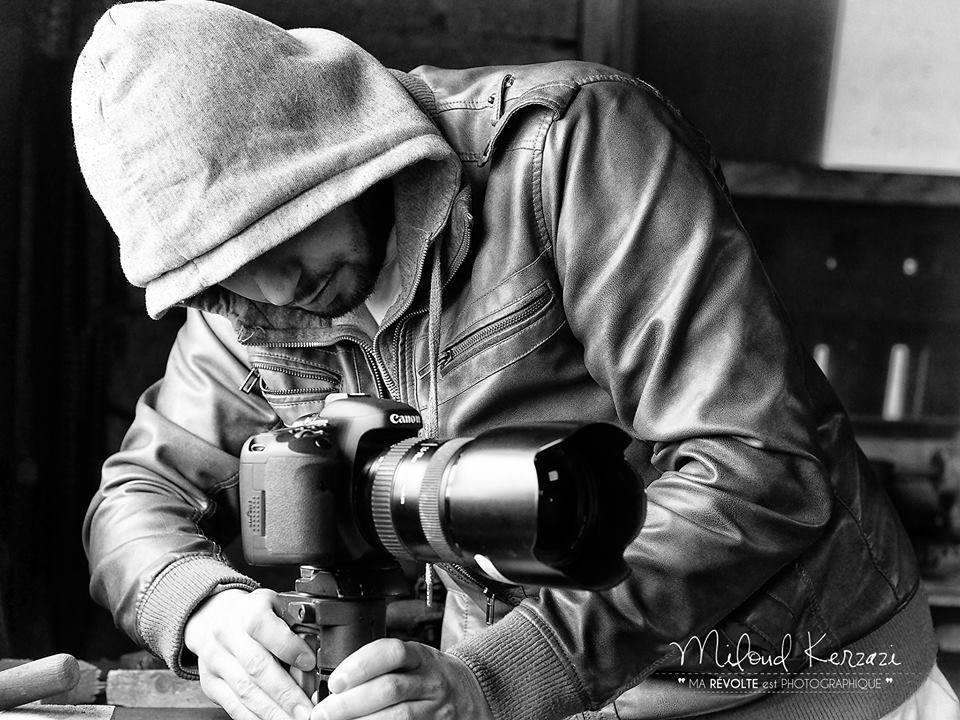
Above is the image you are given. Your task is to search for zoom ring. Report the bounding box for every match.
[418,438,473,564]
[369,437,422,561]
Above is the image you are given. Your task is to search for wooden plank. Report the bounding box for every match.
[0,706,114,719]
[113,711,228,720]
[105,672,216,709]
[0,708,230,720]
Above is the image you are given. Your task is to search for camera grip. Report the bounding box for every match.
[273,592,387,700]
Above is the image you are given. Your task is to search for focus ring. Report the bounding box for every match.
[369,437,422,560]
[418,438,473,564]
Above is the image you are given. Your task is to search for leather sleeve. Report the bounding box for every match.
[448,80,834,719]
[82,308,276,676]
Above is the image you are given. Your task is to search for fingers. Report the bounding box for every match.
[310,643,493,720]
[204,647,311,720]
[198,673,260,720]
[314,672,436,720]
[244,592,316,671]
[185,588,316,720]
[312,699,435,720]
[327,639,423,694]
[216,629,314,720]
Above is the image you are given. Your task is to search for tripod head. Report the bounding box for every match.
[272,562,409,698]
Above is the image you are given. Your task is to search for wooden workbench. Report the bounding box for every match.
[0,707,229,719]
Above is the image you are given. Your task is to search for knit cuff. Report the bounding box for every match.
[446,606,588,720]
[136,555,259,679]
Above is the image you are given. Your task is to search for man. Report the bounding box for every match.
[72,1,954,719]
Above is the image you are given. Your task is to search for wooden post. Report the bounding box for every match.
[0,654,79,710]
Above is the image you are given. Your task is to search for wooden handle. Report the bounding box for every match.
[0,654,80,710]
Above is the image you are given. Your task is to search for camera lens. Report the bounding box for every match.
[363,424,642,591]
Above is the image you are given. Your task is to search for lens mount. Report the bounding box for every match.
[369,437,421,560]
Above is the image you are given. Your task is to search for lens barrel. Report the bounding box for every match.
[364,424,642,591]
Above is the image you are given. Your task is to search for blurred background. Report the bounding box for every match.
[1,0,959,684]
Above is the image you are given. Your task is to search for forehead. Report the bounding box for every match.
[230,203,366,282]
[255,204,361,265]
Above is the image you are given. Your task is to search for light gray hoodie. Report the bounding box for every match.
[72,0,460,322]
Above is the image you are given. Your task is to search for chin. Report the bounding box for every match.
[304,281,370,318]
[301,259,382,318]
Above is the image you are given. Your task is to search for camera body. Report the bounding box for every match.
[240,393,419,567]
[240,393,643,590]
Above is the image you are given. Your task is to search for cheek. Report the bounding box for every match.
[220,272,267,302]
[346,230,376,263]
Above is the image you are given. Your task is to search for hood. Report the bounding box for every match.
[72,0,460,321]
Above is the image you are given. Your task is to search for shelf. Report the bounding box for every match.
[852,417,960,439]
[723,159,960,207]
[926,578,960,609]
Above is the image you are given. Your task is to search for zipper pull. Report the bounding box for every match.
[240,367,260,394]
[425,563,434,608]
[484,590,496,625]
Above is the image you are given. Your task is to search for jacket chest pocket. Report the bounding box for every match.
[434,282,554,375]
[248,353,343,426]
[410,280,563,405]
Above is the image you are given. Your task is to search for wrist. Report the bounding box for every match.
[184,587,251,650]
[446,652,494,720]
[135,556,258,679]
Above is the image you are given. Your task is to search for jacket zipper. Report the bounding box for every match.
[249,361,340,386]
[391,209,474,393]
[437,285,551,371]
[240,336,394,399]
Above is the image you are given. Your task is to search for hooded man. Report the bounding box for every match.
[72,2,954,720]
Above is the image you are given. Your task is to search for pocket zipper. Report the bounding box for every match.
[239,363,340,395]
[437,285,552,372]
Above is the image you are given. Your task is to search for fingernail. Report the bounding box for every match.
[294,705,311,720]
[296,652,315,671]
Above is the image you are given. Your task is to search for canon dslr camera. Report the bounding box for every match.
[238,393,644,696]
[240,393,643,589]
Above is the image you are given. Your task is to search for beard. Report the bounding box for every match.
[295,180,394,318]
[303,234,387,319]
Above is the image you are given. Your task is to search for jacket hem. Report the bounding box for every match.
[136,554,259,679]
[447,606,587,720]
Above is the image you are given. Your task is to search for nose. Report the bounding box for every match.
[255,262,302,306]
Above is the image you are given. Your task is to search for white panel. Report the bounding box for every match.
[822,0,960,174]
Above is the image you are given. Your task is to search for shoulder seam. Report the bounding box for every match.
[531,112,553,256]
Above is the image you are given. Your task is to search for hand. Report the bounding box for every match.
[184,588,317,720]
[311,639,493,720]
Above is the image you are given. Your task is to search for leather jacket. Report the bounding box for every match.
[84,61,932,720]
